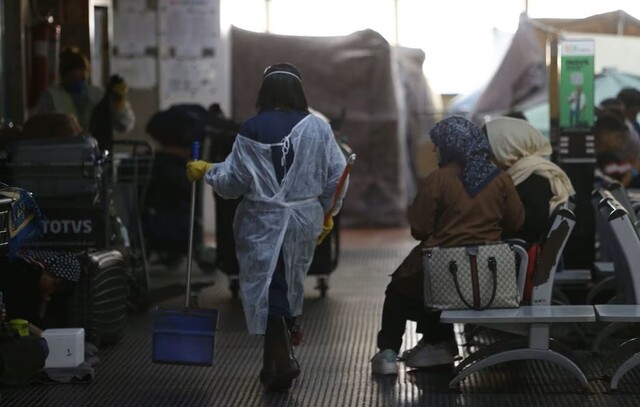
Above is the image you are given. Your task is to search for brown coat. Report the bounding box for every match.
[390,162,524,300]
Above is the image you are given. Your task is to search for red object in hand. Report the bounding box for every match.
[324,154,356,223]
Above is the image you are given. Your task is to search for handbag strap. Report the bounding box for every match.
[448,255,498,311]
[448,261,476,309]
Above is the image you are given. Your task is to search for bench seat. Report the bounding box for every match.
[440,305,595,389]
[441,305,595,324]
[594,305,640,390]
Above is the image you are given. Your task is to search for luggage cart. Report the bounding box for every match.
[1,136,112,250]
[109,140,155,309]
[0,195,11,256]
[0,136,132,346]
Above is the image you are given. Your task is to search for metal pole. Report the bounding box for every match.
[265,0,270,33]
[185,142,200,307]
[393,0,399,45]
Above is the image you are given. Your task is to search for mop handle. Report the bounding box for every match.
[185,141,200,307]
[324,153,356,224]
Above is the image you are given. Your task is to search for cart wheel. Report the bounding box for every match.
[229,278,240,298]
[316,277,328,298]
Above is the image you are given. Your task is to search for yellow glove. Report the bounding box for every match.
[110,81,129,111]
[316,216,334,245]
[186,160,213,182]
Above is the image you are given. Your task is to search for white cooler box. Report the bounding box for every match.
[42,328,85,368]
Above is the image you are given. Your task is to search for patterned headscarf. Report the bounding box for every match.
[0,186,43,257]
[17,249,81,282]
[429,116,500,196]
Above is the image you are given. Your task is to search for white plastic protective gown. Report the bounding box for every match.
[205,114,348,334]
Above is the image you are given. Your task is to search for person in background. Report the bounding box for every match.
[596,98,626,120]
[371,116,524,375]
[485,117,575,303]
[0,251,80,336]
[186,63,347,392]
[485,117,575,243]
[22,113,83,140]
[34,47,135,148]
[617,88,640,160]
[592,113,639,187]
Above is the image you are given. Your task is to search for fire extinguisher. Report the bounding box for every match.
[29,17,61,107]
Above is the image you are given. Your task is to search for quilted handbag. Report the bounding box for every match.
[423,242,520,310]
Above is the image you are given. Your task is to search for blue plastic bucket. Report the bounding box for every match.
[152,307,218,366]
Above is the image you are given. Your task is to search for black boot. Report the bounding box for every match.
[260,316,300,392]
[259,332,276,387]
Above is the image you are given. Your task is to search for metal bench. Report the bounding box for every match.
[440,208,596,389]
[594,305,640,390]
[589,196,640,390]
[442,305,595,388]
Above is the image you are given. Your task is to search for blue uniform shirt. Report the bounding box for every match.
[238,109,309,183]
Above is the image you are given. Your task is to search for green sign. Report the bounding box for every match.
[559,40,595,129]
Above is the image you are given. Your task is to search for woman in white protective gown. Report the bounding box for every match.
[186,63,347,392]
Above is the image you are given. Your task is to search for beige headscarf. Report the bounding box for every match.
[485,117,575,215]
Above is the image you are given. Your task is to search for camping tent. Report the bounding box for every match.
[231,27,441,227]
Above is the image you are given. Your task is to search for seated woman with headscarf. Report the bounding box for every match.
[484,117,575,245]
[484,117,575,304]
[371,116,524,375]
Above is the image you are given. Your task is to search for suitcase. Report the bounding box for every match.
[67,250,130,347]
[8,135,102,199]
[142,152,203,258]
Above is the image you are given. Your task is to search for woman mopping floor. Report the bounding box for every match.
[187,63,348,391]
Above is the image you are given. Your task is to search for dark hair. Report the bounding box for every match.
[504,111,527,121]
[255,63,308,112]
[596,98,625,120]
[617,87,640,110]
[59,47,88,78]
[593,113,628,136]
[23,113,83,139]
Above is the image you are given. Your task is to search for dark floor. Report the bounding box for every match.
[3,230,640,407]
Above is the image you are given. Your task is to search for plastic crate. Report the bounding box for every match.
[152,307,218,366]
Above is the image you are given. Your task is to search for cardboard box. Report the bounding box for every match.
[42,328,85,368]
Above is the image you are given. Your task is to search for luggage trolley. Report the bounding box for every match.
[108,139,155,308]
[0,194,11,256]
[0,135,132,346]
[2,136,112,250]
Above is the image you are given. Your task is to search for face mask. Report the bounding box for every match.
[64,79,87,94]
